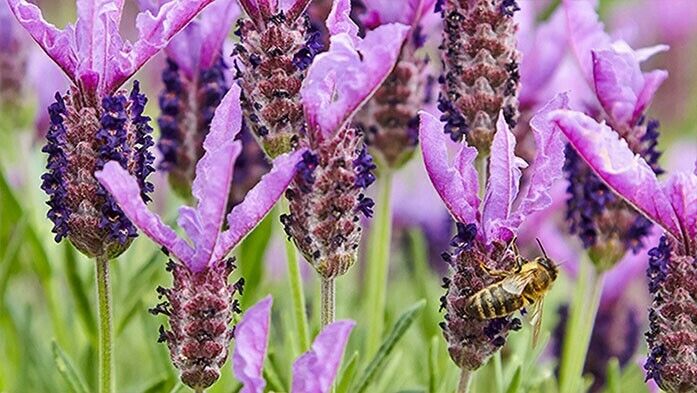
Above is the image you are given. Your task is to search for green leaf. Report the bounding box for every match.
[266,350,288,392]
[52,342,89,393]
[116,249,163,335]
[505,367,522,393]
[139,376,169,393]
[63,243,97,343]
[238,211,273,307]
[351,300,426,393]
[427,336,440,393]
[336,351,359,393]
[618,363,650,393]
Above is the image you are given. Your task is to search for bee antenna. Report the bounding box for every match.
[536,238,549,259]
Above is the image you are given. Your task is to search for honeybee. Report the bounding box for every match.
[465,239,558,346]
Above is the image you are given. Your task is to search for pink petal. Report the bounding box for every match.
[358,0,434,28]
[481,114,528,244]
[326,0,359,40]
[551,110,683,241]
[508,93,569,228]
[197,0,240,70]
[107,0,215,93]
[6,0,77,81]
[418,111,480,225]
[213,148,305,261]
[662,172,697,245]
[95,162,194,263]
[562,0,612,86]
[163,22,203,79]
[592,49,667,128]
[301,22,409,138]
[74,0,125,91]
[184,84,243,272]
[232,296,272,393]
[291,320,355,393]
[237,0,261,21]
[279,0,312,20]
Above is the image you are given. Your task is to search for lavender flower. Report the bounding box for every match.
[0,0,28,107]
[352,0,437,168]
[232,296,355,393]
[8,0,218,258]
[138,0,241,200]
[551,109,697,393]
[96,85,304,390]
[233,0,319,158]
[420,93,568,370]
[280,0,409,279]
[437,0,520,152]
[560,0,668,269]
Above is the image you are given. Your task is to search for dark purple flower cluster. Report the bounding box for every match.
[228,123,271,209]
[157,56,230,199]
[437,0,520,153]
[233,5,316,158]
[552,302,641,392]
[40,81,154,258]
[644,236,697,392]
[151,252,244,391]
[439,222,522,370]
[563,118,662,265]
[281,127,376,279]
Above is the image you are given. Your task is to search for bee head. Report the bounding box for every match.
[536,239,559,277]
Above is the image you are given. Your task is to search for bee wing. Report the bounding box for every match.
[500,271,536,296]
[527,299,544,348]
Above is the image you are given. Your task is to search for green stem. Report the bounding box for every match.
[457,369,473,393]
[281,198,310,352]
[475,155,488,199]
[96,255,113,393]
[558,256,604,393]
[493,352,504,393]
[365,173,393,356]
[320,278,335,326]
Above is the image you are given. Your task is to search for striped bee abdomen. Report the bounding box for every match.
[465,284,524,320]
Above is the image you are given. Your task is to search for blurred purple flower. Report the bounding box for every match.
[281,0,409,279]
[136,0,242,200]
[352,0,437,169]
[232,296,354,393]
[560,0,668,269]
[437,0,520,152]
[96,85,304,389]
[552,109,697,393]
[420,93,568,370]
[0,0,29,106]
[8,0,217,258]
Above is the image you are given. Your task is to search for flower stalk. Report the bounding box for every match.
[320,278,335,327]
[365,172,393,355]
[558,257,604,393]
[95,255,113,393]
[457,369,472,393]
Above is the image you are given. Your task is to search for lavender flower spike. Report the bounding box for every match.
[551,110,697,393]
[420,93,568,370]
[353,0,437,168]
[561,0,669,269]
[233,0,318,158]
[140,0,245,200]
[233,296,355,393]
[281,0,409,279]
[96,85,304,390]
[8,0,218,258]
[437,0,521,152]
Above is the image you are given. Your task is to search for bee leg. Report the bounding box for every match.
[479,262,512,278]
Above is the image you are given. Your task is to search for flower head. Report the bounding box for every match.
[560,0,668,269]
[232,296,355,393]
[437,0,521,153]
[138,0,241,200]
[551,108,697,393]
[233,0,320,157]
[351,0,438,169]
[281,0,409,279]
[9,0,218,258]
[96,85,304,389]
[421,93,568,370]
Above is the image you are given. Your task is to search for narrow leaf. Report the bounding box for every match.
[52,342,89,393]
[336,351,359,393]
[605,358,621,393]
[351,300,426,393]
[64,243,97,342]
[505,367,522,393]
